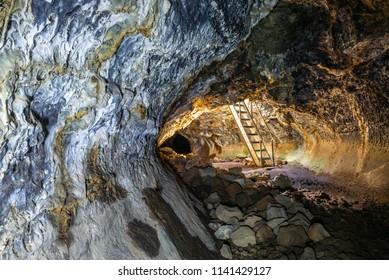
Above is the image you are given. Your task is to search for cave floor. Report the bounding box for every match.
[213,161,388,205]
[213,161,389,259]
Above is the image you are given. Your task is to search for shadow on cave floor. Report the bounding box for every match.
[159,147,389,259]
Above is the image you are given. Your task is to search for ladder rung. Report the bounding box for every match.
[243,125,255,128]
[240,118,251,120]
[255,149,268,152]
[259,157,272,160]
[234,107,247,111]
[247,133,258,135]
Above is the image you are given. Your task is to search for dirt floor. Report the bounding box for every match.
[213,161,389,259]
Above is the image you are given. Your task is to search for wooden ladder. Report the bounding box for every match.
[229,100,275,167]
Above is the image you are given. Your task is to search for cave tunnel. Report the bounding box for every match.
[161,132,192,155]
[156,0,389,260]
[0,0,388,262]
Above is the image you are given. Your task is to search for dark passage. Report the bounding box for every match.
[161,133,192,154]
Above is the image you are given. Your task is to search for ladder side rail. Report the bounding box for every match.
[252,101,277,142]
[242,101,272,161]
[229,105,261,167]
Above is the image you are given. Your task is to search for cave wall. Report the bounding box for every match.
[0,0,279,259]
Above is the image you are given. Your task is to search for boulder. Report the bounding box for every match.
[267,206,288,220]
[255,195,276,211]
[204,192,221,206]
[228,167,243,176]
[199,167,217,177]
[255,225,274,243]
[230,226,256,247]
[287,203,314,220]
[220,244,233,259]
[277,225,308,247]
[290,213,310,231]
[208,222,222,231]
[308,223,330,242]
[214,225,236,240]
[274,194,293,209]
[300,247,317,260]
[244,188,261,202]
[267,218,288,230]
[243,215,263,228]
[215,204,243,223]
[234,192,255,208]
[272,174,292,190]
[225,182,242,197]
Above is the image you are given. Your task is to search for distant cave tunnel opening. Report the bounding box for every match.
[161,132,192,155]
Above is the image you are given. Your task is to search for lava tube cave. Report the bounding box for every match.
[0,0,388,260]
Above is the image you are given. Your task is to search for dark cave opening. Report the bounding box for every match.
[161,132,192,155]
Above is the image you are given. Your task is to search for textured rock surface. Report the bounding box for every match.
[308,223,331,242]
[277,225,308,247]
[1,0,388,260]
[230,226,256,247]
[220,244,232,259]
[0,0,278,259]
[215,204,243,223]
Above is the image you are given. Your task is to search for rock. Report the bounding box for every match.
[255,195,276,211]
[316,251,326,259]
[287,203,314,220]
[290,213,310,231]
[215,204,243,223]
[243,215,263,228]
[225,182,242,197]
[273,221,289,235]
[244,188,261,202]
[220,244,233,259]
[233,192,255,208]
[228,167,243,176]
[204,192,221,206]
[199,167,217,177]
[196,185,213,199]
[233,178,246,186]
[244,178,255,188]
[274,194,293,209]
[308,223,330,242]
[255,225,274,242]
[159,147,175,156]
[230,226,256,247]
[214,225,236,240]
[272,174,292,190]
[267,205,288,220]
[228,217,240,227]
[300,247,317,260]
[267,218,288,230]
[277,225,308,247]
[208,222,222,231]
